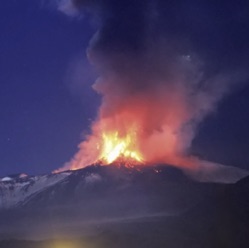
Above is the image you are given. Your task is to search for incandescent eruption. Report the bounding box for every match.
[57,0,245,172]
[99,130,144,165]
[63,51,226,171]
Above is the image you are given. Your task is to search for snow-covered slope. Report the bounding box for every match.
[0,161,248,210]
[0,172,71,209]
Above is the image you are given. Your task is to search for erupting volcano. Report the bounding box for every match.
[62,64,209,172]
[59,51,229,172]
[56,0,236,173]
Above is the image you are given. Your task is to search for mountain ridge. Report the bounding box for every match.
[1,163,249,243]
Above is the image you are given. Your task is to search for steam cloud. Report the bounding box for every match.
[57,0,249,171]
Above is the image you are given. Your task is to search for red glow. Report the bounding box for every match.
[64,84,198,171]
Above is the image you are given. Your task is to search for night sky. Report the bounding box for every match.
[1,0,249,176]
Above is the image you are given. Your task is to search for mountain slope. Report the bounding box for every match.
[0,163,248,241]
[0,172,71,209]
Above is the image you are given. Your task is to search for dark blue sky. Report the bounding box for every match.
[0,0,249,176]
[0,0,99,176]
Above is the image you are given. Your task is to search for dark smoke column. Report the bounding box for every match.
[58,0,248,172]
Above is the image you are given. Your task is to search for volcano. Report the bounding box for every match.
[1,162,249,247]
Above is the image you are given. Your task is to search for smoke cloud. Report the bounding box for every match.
[57,0,249,171]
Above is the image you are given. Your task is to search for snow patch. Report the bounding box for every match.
[85,173,102,184]
[0,172,72,209]
[1,177,12,182]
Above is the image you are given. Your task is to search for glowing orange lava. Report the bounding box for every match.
[98,131,144,165]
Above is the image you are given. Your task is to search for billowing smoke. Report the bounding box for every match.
[57,0,248,172]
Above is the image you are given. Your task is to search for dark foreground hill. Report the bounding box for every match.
[0,164,220,239]
[1,165,249,247]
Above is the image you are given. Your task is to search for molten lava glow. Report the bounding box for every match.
[99,131,143,164]
[58,80,202,173]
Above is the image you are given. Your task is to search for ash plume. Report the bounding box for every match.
[57,0,249,172]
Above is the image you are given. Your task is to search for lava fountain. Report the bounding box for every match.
[99,130,144,165]
[61,69,204,172]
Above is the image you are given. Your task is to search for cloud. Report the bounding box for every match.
[186,160,249,183]
[53,0,79,16]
